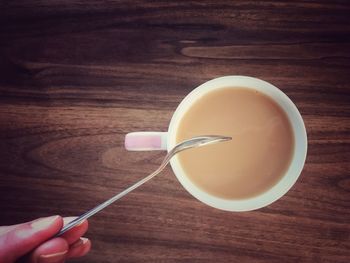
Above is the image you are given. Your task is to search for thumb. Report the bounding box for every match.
[0,215,63,263]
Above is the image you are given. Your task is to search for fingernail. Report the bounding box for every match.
[75,220,86,227]
[71,237,89,249]
[38,250,67,263]
[63,217,85,227]
[31,215,59,231]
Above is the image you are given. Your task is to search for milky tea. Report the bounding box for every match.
[176,87,294,199]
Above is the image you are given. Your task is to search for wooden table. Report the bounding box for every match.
[1,1,349,262]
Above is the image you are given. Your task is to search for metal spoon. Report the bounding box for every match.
[57,135,231,236]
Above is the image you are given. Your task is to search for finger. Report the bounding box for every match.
[29,237,68,263]
[67,237,91,258]
[60,217,88,245]
[0,215,62,263]
[0,223,23,235]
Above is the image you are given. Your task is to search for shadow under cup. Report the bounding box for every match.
[167,76,308,212]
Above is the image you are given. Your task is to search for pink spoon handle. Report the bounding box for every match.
[125,132,168,151]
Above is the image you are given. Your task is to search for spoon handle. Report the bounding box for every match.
[56,164,165,236]
[56,135,230,236]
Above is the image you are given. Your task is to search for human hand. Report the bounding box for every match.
[0,215,91,263]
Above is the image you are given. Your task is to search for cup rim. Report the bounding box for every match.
[167,76,307,211]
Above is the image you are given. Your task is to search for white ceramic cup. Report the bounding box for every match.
[125,76,307,211]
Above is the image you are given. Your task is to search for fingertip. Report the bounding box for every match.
[61,218,88,245]
[81,238,91,256]
[30,215,63,234]
[67,237,91,258]
[63,217,88,229]
[29,237,68,263]
[62,217,77,226]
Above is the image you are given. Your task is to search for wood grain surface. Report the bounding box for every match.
[1,1,350,262]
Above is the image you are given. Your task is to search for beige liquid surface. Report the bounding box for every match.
[176,87,294,199]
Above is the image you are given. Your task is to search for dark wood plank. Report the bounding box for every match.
[0,1,349,262]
